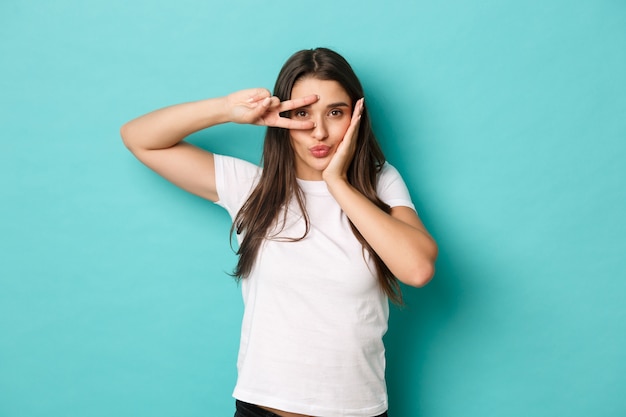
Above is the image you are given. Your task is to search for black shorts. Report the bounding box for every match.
[234,400,389,417]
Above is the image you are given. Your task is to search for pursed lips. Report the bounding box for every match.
[309,145,331,158]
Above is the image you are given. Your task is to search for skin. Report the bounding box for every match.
[121,80,438,417]
[288,78,354,180]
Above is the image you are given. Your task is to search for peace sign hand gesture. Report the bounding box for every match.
[226,88,319,130]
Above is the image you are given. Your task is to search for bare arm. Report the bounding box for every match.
[326,182,438,287]
[120,89,318,202]
[323,99,438,287]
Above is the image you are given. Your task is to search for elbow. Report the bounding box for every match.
[119,123,144,156]
[120,123,133,150]
[397,242,438,288]
[399,260,435,288]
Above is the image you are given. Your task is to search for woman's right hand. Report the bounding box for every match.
[120,88,319,203]
[226,88,319,130]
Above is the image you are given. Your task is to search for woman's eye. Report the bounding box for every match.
[329,109,343,117]
[293,110,308,118]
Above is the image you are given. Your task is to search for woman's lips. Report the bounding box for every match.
[310,145,331,158]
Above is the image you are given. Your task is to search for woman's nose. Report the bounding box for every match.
[311,119,328,140]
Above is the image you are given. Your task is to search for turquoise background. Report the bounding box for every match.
[1,0,625,416]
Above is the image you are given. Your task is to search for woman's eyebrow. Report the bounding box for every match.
[326,101,350,108]
[295,101,351,110]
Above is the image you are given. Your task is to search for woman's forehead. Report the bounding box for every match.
[291,78,350,103]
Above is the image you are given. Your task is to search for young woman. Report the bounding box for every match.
[121,48,437,417]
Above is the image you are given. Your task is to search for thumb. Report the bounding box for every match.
[249,97,272,125]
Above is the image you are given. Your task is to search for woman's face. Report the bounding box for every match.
[289,77,353,180]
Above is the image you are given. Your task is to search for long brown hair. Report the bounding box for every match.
[232,47,402,304]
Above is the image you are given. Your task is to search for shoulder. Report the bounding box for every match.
[214,154,261,178]
[376,162,416,210]
[377,162,405,186]
[213,154,262,216]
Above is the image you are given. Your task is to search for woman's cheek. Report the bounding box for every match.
[335,118,351,137]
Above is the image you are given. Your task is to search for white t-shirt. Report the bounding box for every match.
[214,154,415,417]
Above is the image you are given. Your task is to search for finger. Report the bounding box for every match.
[348,100,363,131]
[344,119,360,144]
[342,99,363,141]
[351,97,364,121]
[249,97,273,120]
[246,88,271,103]
[277,94,319,112]
[267,96,281,109]
[271,118,315,130]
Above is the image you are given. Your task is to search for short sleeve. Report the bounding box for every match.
[213,154,262,219]
[376,163,416,211]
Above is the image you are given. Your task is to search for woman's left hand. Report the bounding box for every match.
[322,98,365,183]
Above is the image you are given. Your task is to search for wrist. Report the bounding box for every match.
[207,96,232,125]
[324,175,351,195]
